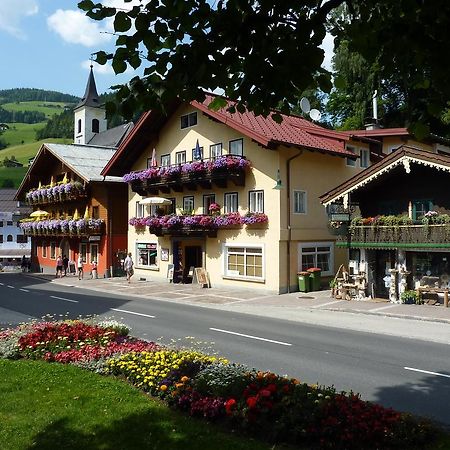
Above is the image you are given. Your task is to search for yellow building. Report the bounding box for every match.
[103,95,377,293]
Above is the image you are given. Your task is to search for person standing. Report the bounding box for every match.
[77,254,84,280]
[124,252,134,284]
[91,260,98,279]
[56,255,63,278]
[62,255,69,276]
[21,255,27,273]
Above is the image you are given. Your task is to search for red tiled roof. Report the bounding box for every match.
[345,128,409,137]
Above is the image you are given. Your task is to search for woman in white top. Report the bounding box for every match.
[77,255,84,280]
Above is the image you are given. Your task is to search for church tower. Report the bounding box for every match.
[74,66,107,144]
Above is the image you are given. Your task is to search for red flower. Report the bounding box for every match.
[225,398,236,415]
[266,383,277,393]
[246,396,258,409]
[259,389,271,398]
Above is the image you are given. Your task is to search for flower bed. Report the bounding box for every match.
[0,319,439,449]
[26,181,86,205]
[19,218,104,236]
[123,156,251,184]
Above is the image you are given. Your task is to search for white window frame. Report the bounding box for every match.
[161,154,170,167]
[89,244,99,264]
[360,148,370,168]
[346,145,357,167]
[136,241,159,269]
[223,243,265,281]
[175,151,186,165]
[298,242,334,276]
[229,138,243,156]
[293,190,307,215]
[224,192,238,213]
[249,190,264,213]
[136,201,145,218]
[183,196,194,213]
[79,243,88,264]
[210,143,222,159]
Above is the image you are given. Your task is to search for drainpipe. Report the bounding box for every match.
[286,150,303,293]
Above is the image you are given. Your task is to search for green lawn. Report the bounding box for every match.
[0,359,276,450]
[1,122,46,147]
[2,101,70,118]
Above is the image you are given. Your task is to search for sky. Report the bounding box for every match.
[0,0,334,98]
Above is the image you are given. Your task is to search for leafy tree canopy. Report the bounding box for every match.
[78,0,450,136]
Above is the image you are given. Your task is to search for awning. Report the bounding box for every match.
[139,197,172,205]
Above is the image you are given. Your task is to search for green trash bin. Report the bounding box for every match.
[307,268,322,291]
[297,271,311,292]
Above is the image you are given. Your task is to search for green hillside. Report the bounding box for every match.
[2,101,72,119]
[1,122,46,147]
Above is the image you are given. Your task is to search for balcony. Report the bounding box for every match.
[20,218,104,237]
[338,224,450,249]
[124,156,250,196]
[26,182,87,206]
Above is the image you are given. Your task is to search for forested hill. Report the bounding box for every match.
[0,88,79,104]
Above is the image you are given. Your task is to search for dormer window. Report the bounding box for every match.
[92,118,99,133]
[180,112,197,129]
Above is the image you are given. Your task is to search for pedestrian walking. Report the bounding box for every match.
[56,255,63,278]
[124,252,134,284]
[91,260,98,279]
[62,255,69,276]
[21,255,27,273]
[77,254,84,280]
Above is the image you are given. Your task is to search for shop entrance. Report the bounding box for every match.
[373,250,396,298]
[184,245,202,283]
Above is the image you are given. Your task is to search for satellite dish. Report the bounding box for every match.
[309,109,322,122]
[300,97,311,114]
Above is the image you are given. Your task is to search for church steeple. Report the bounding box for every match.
[74,65,107,144]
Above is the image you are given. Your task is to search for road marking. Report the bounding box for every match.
[404,367,450,379]
[0,282,3,285]
[20,288,29,292]
[7,285,15,289]
[50,295,78,303]
[311,300,339,308]
[111,308,155,319]
[370,304,397,312]
[209,327,292,346]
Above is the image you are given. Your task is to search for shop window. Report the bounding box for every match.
[224,245,264,279]
[229,138,243,156]
[298,242,333,276]
[90,244,98,263]
[137,242,158,267]
[180,112,197,129]
[203,194,216,215]
[210,143,222,159]
[249,190,264,213]
[293,190,307,214]
[50,242,56,260]
[224,192,238,213]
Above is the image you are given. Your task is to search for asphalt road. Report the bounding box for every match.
[1,272,449,427]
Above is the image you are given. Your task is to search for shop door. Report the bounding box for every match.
[184,246,202,283]
[374,250,395,298]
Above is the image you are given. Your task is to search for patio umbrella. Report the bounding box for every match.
[139,197,172,205]
[30,210,49,218]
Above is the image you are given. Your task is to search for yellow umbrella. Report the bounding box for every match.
[73,209,79,220]
[30,210,49,218]
[84,205,89,219]
[62,173,68,184]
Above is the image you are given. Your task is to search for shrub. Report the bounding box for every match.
[400,290,422,305]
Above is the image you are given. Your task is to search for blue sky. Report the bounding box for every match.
[0,0,334,99]
[0,0,142,97]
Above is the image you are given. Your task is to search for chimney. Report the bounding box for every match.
[364,90,381,130]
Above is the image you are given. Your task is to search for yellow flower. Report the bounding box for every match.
[180,376,189,383]
[160,385,168,392]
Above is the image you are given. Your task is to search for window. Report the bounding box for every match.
[183,196,194,214]
[137,242,158,267]
[346,146,357,167]
[0,235,3,243]
[77,119,82,134]
[7,235,13,242]
[360,148,370,168]
[210,143,222,159]
[6,221,13,226]
[412,200,432,220]
[42,241,47,258]
[225,245,264,279]
[167,198,176,215]
[293,190,307,214]
[298,242,333,276]
[229,138,243,156]
[180,112,197,129]
[191,146,204,160]
[224,192,238,213]
[136,201,145,218]
[17,235,28,244]
[90,244,98,263]
[175,151,186,165]
[92,118,99,133]
[50,242,56,259]
[249,190,264,213]
[92,206,99,219]
[161,154,170,167]
[0,221,3,227]
[203,194,216,215]
[80,243,87,263]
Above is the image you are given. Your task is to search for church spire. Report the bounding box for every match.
[75,65,101,109]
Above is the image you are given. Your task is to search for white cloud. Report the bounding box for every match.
[47,9,113,47]
[0,0,38,39]
[81,59,115,75]
[320,32,335,71]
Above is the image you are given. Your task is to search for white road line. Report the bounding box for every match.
[209,327,292,346]
[0,282,3,285]
[404,367,450,379]
[50,295,78,303]
[311,300,340,308]
[7,285,15,289]
[370,304,397,312]
[20,288,29,292]
[111,308,155,319]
